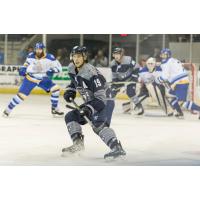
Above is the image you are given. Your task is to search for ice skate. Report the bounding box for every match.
[122,101,132,114]
[2,109,10,117]
[104,141,126,160]
[62,135,84,157]
[51,107,64,117]
[175,111,184,119]
[133,103,144,115]
[167,112,174,117]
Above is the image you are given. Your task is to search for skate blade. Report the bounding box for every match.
[175,116,184,119]
[61,150,84,158]
[104,154,126,162]
[52,114,64,118]
[2,113,9,118]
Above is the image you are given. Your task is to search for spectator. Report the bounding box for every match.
[138,58,146,68]
[56,48,69,66]
[17,46,34,65]
[27,45,34,54]
[0,47,4,64]
[90,49,108,67]
[17,49,27,65]
[152,47,161,62]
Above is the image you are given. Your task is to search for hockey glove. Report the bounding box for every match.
[46,69,55,79]
[19,67,27,76]
[64,90,76,103]
[131,74,139,82]
[109,84,123,98]
[79,104,94,118]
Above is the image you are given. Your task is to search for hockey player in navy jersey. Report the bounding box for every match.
[62,46,126,159]
[105,47,143,125]
[3,42,64,117]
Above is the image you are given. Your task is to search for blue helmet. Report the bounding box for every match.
[160,48,171,62]
[35,42,45,50]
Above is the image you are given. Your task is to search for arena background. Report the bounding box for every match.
[0,34,200,103]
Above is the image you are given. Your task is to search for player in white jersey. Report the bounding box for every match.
[157,48,200,118]
[135,57,171,115]
[3,42,64,117]
[139,57,162,84]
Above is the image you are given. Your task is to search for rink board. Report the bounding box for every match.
[0,65,129,100]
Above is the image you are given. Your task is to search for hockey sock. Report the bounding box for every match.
[98,127,118,149]
[51,89,60,108]
[67,121,83,142]
[6,94,24,112]
[183,101,200,112]
[170,98,182,113]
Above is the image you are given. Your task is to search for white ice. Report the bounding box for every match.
[1,94,200,166]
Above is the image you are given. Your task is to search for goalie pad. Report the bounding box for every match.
[146,83,173,115]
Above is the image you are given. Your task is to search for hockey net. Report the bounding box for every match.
[188,63,200,104]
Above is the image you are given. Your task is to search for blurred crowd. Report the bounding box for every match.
[55,48,109,68]
[15,45,195,69]
[14,45,192,70]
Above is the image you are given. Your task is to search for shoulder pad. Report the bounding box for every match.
[110,59,116,67]
[121,56,132,65]
[79,63,98,80]
[156,66,162,71]
[45,53,56,61]
[139,66,149,73]
[27,52,35,59]
[68,62,76,74]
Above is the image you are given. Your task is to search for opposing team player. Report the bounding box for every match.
[62,46,126,159]
[136,57,172,115]
[157,48,200,118]
[106,48,143,123]
[3,42,64,117]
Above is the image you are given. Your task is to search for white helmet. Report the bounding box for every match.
[146,57,156,72]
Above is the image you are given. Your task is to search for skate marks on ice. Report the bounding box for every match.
[1,95,200,165]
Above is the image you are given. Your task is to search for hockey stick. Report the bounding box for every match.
[66,104,76,110]
[122,94,148,113]
[160,81,176,112]
[152,84,168,115]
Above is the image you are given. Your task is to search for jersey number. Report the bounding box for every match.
[94,79,102,87]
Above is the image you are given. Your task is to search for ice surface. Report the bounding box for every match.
[1,94,200,166]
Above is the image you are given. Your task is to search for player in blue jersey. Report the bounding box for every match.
[3,42,64,117]
[157,48,200,118]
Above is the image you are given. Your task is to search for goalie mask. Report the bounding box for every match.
[146,57,156,73]
[160,48,172,63]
